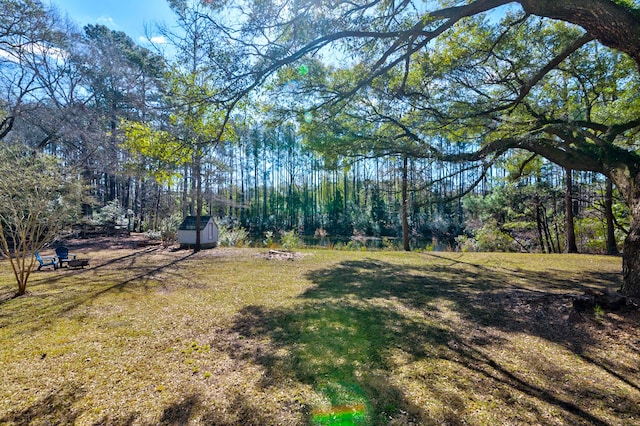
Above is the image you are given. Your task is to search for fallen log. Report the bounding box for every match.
[267,250,296,260]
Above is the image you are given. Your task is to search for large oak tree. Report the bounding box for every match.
[202,0,640,296]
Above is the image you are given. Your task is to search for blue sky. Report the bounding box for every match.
[50,0,175,43]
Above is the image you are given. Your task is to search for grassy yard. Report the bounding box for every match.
[1,243,639,425]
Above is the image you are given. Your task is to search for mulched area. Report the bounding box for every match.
[56,233,158,251]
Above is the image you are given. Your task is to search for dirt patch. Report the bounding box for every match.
[55,233,154,251]
[57,235,297,262]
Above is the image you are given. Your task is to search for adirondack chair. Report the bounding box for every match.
[35,252,58,270]
[55,246,76,268]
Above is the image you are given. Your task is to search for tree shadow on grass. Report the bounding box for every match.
[232,301,441,424]
[157,394,201,426]
[0,246,160,300]
[423,252,622,293]
[0,248,195,335]
[226,256,639,425]
[0,383,87,425]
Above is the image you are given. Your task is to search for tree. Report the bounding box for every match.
[0,0,60,140]
[76,24,166,216]
[0,145,81,296]
[203,0,640,295]
[0,0,88,150]
[605,178,621,255]
[122,121,191,182]
[0,0,129,216]
[123,0,235,250]
[565,168,578,253]
[420,17,640,293]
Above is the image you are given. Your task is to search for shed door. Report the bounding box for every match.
[208,223,214,240]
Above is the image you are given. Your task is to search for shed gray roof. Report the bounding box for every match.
[178,216,213,231]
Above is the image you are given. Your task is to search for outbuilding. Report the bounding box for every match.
[177,216,219,249]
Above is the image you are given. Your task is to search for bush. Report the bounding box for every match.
[281,229,302,250]
[263,231,276,248]
[146,214,181,247]
[474,221,516,252]
[218,226,251,247]
[145,230,162,240]
[160,214,182,246]
[382,237,398,251]
[344,239,364,251]
[455,235,479,252]
[96,199,126,225]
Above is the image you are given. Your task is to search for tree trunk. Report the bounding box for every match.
[565,168,578,253]
[622,213,640,297]
[153,184,161,230]
[540,205,556,253]
[535,200,547,253]
[195,147,202,252]
[138,184,143,232]
[605,178,619,255]
[401,155,410,251]
[611,172,640,297]
[182,165,189,220]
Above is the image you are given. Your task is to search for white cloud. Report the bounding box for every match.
[97,16,118,28]
[0,49,18,62]
[140,35,167,45]
[0,43,67,63]
[35,44,66,60]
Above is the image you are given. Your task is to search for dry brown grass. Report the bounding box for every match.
[0,241,638,425]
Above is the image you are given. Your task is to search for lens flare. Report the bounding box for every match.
[311,403,367,425]
[283,80,300,92]
[298,64,309,76]
[303,111,313,123]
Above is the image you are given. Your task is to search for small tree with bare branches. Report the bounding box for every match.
[0,145,81,296]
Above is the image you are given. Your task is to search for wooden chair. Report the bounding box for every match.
[55,246,76,268]
[35,252,58,270]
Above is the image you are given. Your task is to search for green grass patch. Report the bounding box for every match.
[0,247,638,425]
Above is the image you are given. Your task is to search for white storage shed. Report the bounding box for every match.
[177,216,218,249]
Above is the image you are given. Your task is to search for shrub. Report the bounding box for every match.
[218,226,251,247]
[159,214,182,246]
[145,230,162,240]
[281,229,302,250]
[345,239,363,251]
[455,235,478,252]
[382,237,398,251]
[474,221,516,252]
[263,231,276,248]
[96,199,126,225]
